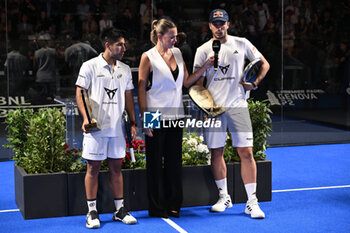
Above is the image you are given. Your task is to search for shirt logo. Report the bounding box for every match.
[219,64,230,74]
[143,110,161,129]
[104,88,118,100]
[233,50,239,54]
[117,74,122,79]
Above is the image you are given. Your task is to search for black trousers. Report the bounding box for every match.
[145,122,183,217]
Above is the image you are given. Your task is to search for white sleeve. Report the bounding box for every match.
[244,38,262,61]
[193,47,207,74]
[75,62,91,89]
[125,67,134,90]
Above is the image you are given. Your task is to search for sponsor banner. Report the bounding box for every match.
[0,96,78,119]
[266,89,325,106]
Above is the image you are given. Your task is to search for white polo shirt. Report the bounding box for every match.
[193,35,262,108]
[76,53,134,137]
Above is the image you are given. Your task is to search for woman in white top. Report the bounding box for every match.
[138,18,212,218]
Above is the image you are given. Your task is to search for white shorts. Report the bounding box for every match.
[204,107,253,149]
[82,134,126,161]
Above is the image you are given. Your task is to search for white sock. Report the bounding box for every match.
[245,183,257,201]
[87,199,97,212]
[114,198,124,211]
[215,178,228,195]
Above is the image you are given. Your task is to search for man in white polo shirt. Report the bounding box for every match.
[76,27,137,228]
[193,9,270,219]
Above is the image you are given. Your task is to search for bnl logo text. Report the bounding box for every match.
[143,110,161,129]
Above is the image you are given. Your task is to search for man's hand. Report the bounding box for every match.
[240,80,257,91]
[131,125,138,139]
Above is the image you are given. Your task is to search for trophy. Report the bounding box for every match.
[81,89,99,131]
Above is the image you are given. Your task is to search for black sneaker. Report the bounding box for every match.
[86,210,100,229]
[112,207,137,225]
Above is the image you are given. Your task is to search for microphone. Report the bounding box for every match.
[212,40,221,71]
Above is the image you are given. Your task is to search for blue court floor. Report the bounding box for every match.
[1,143,350,233]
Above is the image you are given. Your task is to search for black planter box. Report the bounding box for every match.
[182,164,234,207]
[14,165,68,219]
[67,169,147,216]
[14,160,271,219]
[67,165,228,215]
[232,160,272,203]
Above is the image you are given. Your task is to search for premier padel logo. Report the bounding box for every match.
[104,88,118,100]
[219,64,230,74]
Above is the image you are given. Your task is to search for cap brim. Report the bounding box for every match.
[210,18,228,23]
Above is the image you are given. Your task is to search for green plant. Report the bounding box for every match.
[224,99,272,162]
[182,131,210,165]
[4,108,83,174]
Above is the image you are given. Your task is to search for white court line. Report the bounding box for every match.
[0,209,19,213]
[162,217,188,233]
[272,184,350,193]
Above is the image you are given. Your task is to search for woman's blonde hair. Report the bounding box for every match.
[150,18,176,45]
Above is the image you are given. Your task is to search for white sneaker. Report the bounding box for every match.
[86,210,100,229]
[112,207,137,225]
[245,198,265,219]
[210,194,232,212]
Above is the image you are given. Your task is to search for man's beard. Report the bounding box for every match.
[214,32,226,40]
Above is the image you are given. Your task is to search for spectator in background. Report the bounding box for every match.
[35,11,55,35]
[38,0,56,20]
[82,12,98,36]
[176,32,193,74]
[33,36,56,100]
[91,0,103,22]
[256,0,270,32]
[308,12,321,44]
[122,37,140,67]
[334,41,350,93]
[117,8,138,38]
[105,0,119,24]
[285,0,300,25]
[228,14,244,36]
[295,16,308,41]
[156,7,172,21]
[319,10,335,47]
[242,0,259,45]
[17,13,34,38]
[300,0,313,25]
[262,15,276,46]
[20,0,37,23]
[279,10,295,56]
[4,40,31,96]
[77,0,90,22]
[140,0,156,39]
[65,35,98,86]
[199,24,211,44]
[0,9,12,40]
[60,13,76,38]
[99,12,113,35]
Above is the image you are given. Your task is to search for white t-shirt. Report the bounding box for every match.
[76,53,134,137]
[193,35,262,108]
